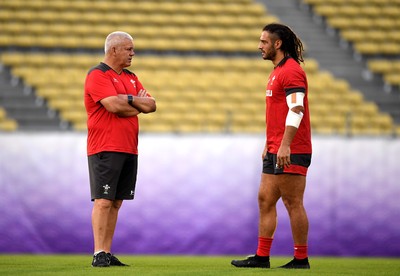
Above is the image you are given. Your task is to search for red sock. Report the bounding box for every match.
[256,237,273,257]
[294,245,308,259]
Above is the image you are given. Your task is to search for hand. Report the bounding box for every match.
[276,145,291,169]
[262,148,267,160]
[137,89,148,97]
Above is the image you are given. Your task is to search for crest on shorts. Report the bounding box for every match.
[103,184,110,195]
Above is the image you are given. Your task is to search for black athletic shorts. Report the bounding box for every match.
[88,151,138,201]
[263,152,311,176]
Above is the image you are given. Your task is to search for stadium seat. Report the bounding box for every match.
[0,108,18,131]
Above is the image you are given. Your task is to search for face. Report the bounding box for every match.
[258,31,278,61]
[114,38,135,68]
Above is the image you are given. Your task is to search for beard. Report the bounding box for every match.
[262,47,277,61]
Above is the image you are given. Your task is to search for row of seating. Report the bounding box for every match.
[1,52,396,135]
[2,0,259,14]
[304,0,400,5]
[0,37,264,53]
[367,60,400,88]
[314,5,400,18]
[340,30,400,55]
[2,22,269,41]
[0,30,272,53]
[0,13,271,28]
[341,30,400,43]
[1,52,321,73]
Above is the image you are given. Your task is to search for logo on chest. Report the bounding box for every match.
[130,79,136,89]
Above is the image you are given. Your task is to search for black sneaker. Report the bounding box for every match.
[278,257,310,269]
[107,253,129,266]
[92,251,110,267]
[231,255,270,268]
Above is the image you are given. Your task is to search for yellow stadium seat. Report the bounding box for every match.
[368,60,393,74]
[340,30,366,43]
[384,74,400,86]
[0,119,18,131]
[355,102,379,116]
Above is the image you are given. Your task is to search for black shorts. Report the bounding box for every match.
[88,151,138,201]
[263,152,311,176]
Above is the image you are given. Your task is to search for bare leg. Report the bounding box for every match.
[279,174,308,245]
[92,199,123,253]
[258,173,281,238]
[104,200,123,252]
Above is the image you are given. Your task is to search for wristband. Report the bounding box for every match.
[285,110,303,128]
[127,94,134,106]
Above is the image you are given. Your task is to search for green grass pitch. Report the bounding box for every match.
[1,255,399,275]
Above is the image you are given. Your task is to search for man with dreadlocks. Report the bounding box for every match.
[231,23,312,269]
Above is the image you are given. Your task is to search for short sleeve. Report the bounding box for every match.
[85,69,117,103]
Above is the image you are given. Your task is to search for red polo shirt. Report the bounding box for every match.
[84,62,145,156]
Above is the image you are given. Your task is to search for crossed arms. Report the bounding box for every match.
[100,89,156,117]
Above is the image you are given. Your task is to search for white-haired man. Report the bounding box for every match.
[84,31,156,267]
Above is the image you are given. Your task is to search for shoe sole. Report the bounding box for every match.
[231,263,270,268]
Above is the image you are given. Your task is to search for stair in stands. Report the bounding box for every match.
[0,65,68,131]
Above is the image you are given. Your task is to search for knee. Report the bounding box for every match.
[258,192,267,207]
[94,199,113,210]
[281,197,303,212]
[258,192,275,211]
[112,200,123,210]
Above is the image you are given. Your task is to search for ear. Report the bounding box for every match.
[275,39,282,50]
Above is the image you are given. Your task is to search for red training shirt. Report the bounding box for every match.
[84,62,147,156]
[265,56,312,154]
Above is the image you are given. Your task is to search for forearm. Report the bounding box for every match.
[280,125,298,148]
[115,96,140,116]
[131,96,156,114]
[276,126,298,168]
[115,108,140,117]
[101,95,140,116]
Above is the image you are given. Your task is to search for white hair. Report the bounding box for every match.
[104,31,133,53]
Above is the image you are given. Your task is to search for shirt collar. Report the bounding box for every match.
[275,55,291,68]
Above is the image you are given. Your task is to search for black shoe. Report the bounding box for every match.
[231,255,270,268]
[107,253,129,266]
[92,251,110,267]
[279,257,310,269]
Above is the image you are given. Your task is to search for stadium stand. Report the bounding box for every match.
[305,0,400,85]
[0,0,398,136]
[300,0,400,135]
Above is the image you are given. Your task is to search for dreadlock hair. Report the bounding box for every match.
[263,23,305,64]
